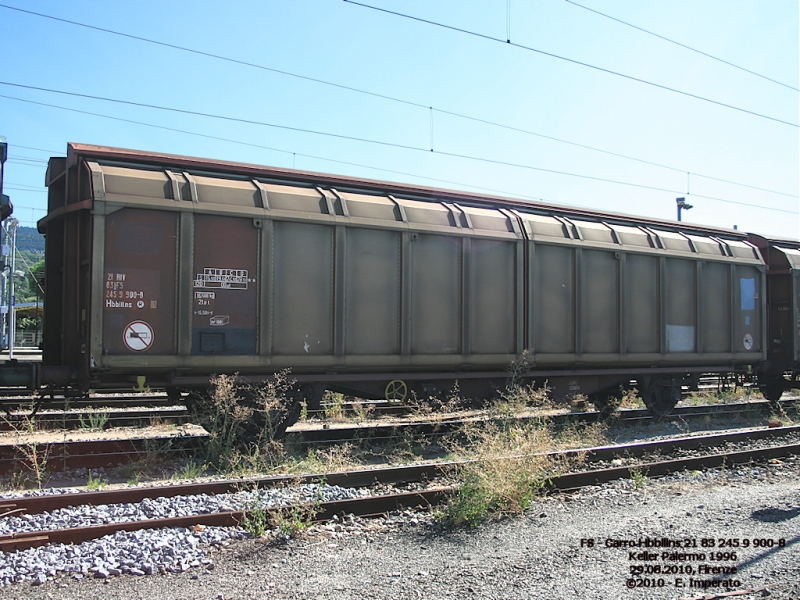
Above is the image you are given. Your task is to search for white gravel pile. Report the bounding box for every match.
[0,487,83,500]
[0,483,368,587]
[0,526,242,587]
[0,483,367,536]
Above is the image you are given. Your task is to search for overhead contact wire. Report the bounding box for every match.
[0,84,751,197]
[0,92,795,215]
[0,5,428,111]
[563,0,799,92]
[342,0,799,128]
[0,4,795,199]
[0,96,546,202]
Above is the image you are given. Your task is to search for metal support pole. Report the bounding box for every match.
[8,218,17,359]
[0,223,6,351]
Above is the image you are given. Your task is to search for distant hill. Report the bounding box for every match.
[16,226,44,255]
[2,226,45,302]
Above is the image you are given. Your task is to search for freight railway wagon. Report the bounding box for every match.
[746,234,800,400]
[21,144,779,416]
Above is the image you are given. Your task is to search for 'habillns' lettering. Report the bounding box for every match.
[106,299,132,308]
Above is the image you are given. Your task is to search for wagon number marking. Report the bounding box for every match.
[123,321,154,352]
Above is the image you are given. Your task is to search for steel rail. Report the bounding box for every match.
[2,434,798,553]
[290,398,798,445]
[550,441,800,491]
[0,428,209,474]
[2,424,798,516]
[0,407,189,431]
[2,397,787,476]
[0,393,177,410]
[0,487,449,552]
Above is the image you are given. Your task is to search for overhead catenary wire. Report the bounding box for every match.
[342,0,799,128]
[4,184,47,192]
[3,84,799,212]
[0,98,552,203]
[8,238,46,299]
[0,92,796,216]
[563,0,799,92]
[7,158,49,166]
[9,144,63,155]
[0,4,794,199]
[0,4,429,111]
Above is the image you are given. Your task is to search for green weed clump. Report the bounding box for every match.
[241,505,270,538]
[619,388,644,409]
[86,470,107,491]
[629,466,648,490]
[78,407,110,431]
[272,504,317,539]
[193,371,297,473]
[239,482,321,540]
[173,460,207,480]
[439,420,563,527]
[323,392,346,421]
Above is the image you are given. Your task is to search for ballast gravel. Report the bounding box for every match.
[0,483,366,587]
[0,484,368,537]
[0,526,243,588]
[2,460,798,599]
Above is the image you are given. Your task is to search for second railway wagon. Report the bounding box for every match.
[38,143,766,415]
[747,234,800,400]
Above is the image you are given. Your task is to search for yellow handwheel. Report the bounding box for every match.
[385,379,408,403]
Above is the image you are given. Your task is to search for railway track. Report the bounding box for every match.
[2,424,798,553]
[0,424,208,474]
[304,377,779,420]
[0,405,189,432]
[0,396,794,474]
[0,392,182,411]
[289,397,799,445]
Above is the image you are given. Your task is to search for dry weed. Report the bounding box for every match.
[322,392,346,422]
[2,405,51,489]
[194,370,297,472]
[440,419,566,526]
[553,420,609,452]
[619,387,644,409]
[408,382,470,421]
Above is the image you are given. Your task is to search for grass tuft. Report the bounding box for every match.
[438,417,573,527]
[78,407,110,431]
[86,470,107,491]
[173,459,207,480]
[628,466,648,489]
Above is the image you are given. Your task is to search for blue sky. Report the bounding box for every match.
[1,0,797,237]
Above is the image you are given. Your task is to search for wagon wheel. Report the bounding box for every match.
[760,376,784,404]
[385,380,408,403]
[640,381,679,417]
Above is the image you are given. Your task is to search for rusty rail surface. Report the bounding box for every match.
[0,488,448,552]
[2,434,798,552]
[0,407,189,432]
[3,397,789,476]
[0,428,209,474]
[290,398,799,444]
[2,424,799,516]
[0,426,798,553]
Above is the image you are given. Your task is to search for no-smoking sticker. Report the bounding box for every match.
[743,333,754,351]
[123,321,154,352]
